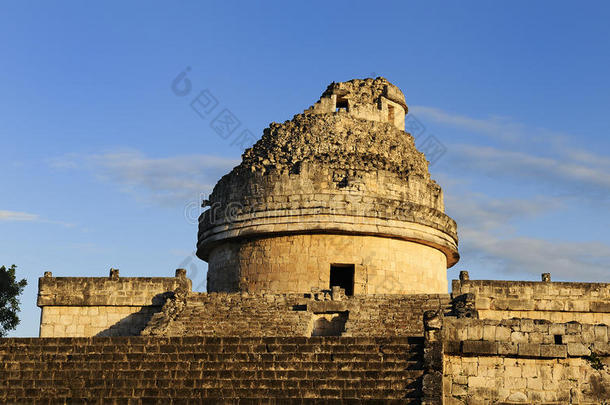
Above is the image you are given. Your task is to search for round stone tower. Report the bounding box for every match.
[197,78,459,294]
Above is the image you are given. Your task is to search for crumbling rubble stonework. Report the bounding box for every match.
[1,78,608,403]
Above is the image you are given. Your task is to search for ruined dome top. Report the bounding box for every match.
[320,77,408,112]
[197,78,459,267]
[237,113,429,180]
[228,77,416,179]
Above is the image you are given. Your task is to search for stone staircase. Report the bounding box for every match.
[142,292,451,338]
[0,336,426,403]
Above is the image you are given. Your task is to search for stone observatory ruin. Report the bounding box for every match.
[198,77,459,295]
[1,78,609,404]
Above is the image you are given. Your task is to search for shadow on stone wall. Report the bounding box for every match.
[95,293,170,337]
[311,312,349,336]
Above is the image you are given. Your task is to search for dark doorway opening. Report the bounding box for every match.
[388,105,395,122]
[336,97,349,112]
[330,264,354,296]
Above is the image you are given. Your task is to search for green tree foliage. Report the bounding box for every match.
[0,265,27,337]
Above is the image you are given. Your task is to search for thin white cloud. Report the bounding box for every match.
[451,144,610,194]
[564,149,610,169]
[446,193,560,232]
[411,105,610,199]
[446,193,610,282]
[415,105,610,281]
[412,105,524,142]
[412,104,602,158]
[461,228,610,282]
[50,150,240,206]
[0,210,39,222]
[0,210,73,227]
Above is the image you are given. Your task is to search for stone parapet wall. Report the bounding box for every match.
[442,317,610,404]
[452,278,610,324]
[38,270,191,337]
[444,318,610,356]
[38,271,191,306]
[143,291,451,337]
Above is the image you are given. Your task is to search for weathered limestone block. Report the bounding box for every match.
[567,342,591,356]
[540,344,567,358]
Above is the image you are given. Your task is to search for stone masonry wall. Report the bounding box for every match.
[208,234,448,294]
[202,161,453,240]
[40,306,160,337]
[442,317,610,404]
[452,278,610,324]
[38,270,191,337]
[143,291,451,337]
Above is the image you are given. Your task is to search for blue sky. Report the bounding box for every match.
[2,1,609,336]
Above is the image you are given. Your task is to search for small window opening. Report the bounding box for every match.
[336,97,349,112]
[388,105,395,122]
[330,264,354,296]
[554,335,563,344]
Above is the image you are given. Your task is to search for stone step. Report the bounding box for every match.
[1,361,425,372]
[203,400,420,405]
[0,387,421,400]
[3,397,421,405]
[0,352,424,360]
[0,336,424,346]
[0,344,423,356]
[0,369,422,381]
[1,377,422,390]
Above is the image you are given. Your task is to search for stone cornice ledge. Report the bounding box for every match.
[197,213,459,267]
